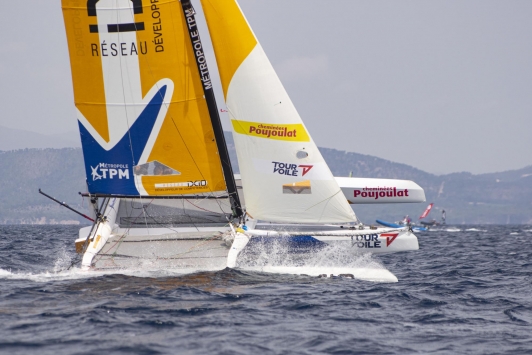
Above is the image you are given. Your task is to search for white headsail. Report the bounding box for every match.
[201,0,357,224]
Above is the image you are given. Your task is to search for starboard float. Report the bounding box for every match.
[61,0,421,281]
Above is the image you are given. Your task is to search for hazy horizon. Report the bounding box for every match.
[1,0,531,175]
[1,124,530,177]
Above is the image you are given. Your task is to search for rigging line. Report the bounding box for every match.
[168,117,229,216]
[179,196,231,232]
[303,188,348,217]
[123,206,224,232]
[120,200,186,235]
[108,3,229,221]
[96,197,155,261]
[180,1,242,220]
[170,15,230,218]
[165,233,224,259]
[134,7,228,217]
[182,200,229,222]
[225,105,261,156]
[96,211,199,262]
[181,197,200,232]
[111,4,150,233]
[218,108,248,207]
[185,198,229,214]
[142,209,224,227]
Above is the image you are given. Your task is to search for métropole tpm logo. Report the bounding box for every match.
[91,163,130,181]
[272,162,313,177]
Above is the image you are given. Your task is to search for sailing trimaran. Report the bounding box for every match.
[61,0,423,278]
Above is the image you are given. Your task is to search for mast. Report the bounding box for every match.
[180,0,243,219]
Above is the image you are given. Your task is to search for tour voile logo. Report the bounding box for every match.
[272,162,313,177]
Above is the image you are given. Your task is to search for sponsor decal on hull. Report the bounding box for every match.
[350,232,400,249]
[381,232,399,247]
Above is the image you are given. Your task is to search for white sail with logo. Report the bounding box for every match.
[201,0,356,224]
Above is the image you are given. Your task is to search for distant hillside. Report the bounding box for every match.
[0,126,80,151]
[0,138,530,224]
[319,148,532,225]
[227,133,532,224]
[0,149,86,224]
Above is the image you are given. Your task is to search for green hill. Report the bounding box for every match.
[0,141,530,225]
[0,149,87,224]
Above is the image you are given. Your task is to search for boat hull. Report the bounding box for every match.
[77,223,418,271]
[242,228,419,255]
[85,231,231,270]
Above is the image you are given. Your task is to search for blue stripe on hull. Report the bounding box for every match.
[244,235,327,254]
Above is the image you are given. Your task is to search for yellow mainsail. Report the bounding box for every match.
[62,0,226,196]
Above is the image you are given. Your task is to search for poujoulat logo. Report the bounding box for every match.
[353,187,409,200]
[232,120,310,142]
[250,124,297,138]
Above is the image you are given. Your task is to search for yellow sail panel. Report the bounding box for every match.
[200,0,257,98]
[62,0,109,141]
[61,0,226,196]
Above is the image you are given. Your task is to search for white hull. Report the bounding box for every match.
[76,229,417,268]
[87,232,231,270]
[76,216,417,280]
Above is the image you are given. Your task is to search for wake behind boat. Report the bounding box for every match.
[61,0,423,280]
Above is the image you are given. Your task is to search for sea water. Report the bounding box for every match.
[0,225,531,354]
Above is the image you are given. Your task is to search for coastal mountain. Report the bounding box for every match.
[227,133,532,225]
[0,148,86,224]
[0,133,530,224]
[321,148,532,225]
[0,126,80,151]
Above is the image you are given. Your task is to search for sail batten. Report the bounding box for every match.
[201,0,357,224]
